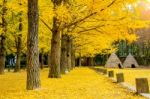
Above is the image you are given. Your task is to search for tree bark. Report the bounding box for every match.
[14,18,22,72]
[71,41,75,68]
[48,0,62,78]
[0,36,5,74]
[0,0,7,75]
[26,0,40,90]
[48,51,51,68]
[67,36,72,71]
[15,45,21,72]
[48,17,61,78]
[60,34,68,74]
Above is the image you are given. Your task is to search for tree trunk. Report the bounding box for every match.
[48,51,51,68]
[15,45,21,72]
[79,57,82,66]
[88,57,94,66]
[0,0,7,75]
[26,0,40,90]
[67,36,72,71]
[40,50,44,69]
[60,34,68,74]
[48,17,61,78]
[0,36,5,74]
[14,18,22,72]
[48,0,62,78]
[71,41,75,69]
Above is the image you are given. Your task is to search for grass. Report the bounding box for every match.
[0,67,146,99]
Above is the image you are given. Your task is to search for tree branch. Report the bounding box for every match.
[40,17,52,31]
[64,0,117,28]
[77,25,105,33]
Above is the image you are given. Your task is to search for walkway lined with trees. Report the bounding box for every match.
[0,0,150,98]
[0,68,145,99]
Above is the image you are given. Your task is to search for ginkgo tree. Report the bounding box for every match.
[32,0,149,77]
[0,0,149,91]
[51,0,149,74]
[0,0,52,73]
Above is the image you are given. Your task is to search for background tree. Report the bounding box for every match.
[0,0,7,74]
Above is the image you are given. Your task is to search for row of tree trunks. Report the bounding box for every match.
[75,57,95,66]
[0,0,7,75]
[26,0,41,90]
[87,57,94,66]
[83,57,94,66]
[14,17,22,72]
[60,34,76,74]
[48,0,79,77]
[59,0,75,74]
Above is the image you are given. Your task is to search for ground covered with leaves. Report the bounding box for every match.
[0,67,146,99]
[108,68,150,89]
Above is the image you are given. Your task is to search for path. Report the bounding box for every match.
[0,67,146,99]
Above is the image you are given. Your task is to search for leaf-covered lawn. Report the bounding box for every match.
[107,68,150,90]
[0,67,145,99]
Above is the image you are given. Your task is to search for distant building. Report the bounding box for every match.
[105,53,122,68]
[123,53,139,68]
